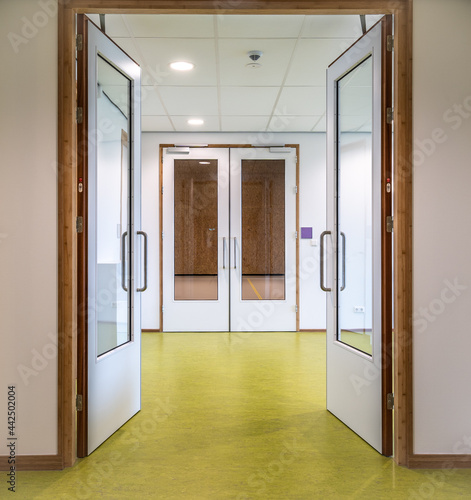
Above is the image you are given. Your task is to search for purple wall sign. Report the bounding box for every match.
[301,227,313,239]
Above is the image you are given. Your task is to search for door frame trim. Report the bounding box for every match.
[159,144,300,333]
[57,0,414,469]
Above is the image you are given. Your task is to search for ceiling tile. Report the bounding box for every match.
[221,116,269,132]
[142,116,174,132]
[126,15,215,38]
[220,87,279,116]
[132,38,217,87]
[218,39,296,87]
[301,15,363,39]
[268,115,320,132]
[171,116,220,132]
[103,15,130,38]
[285,38,357,86]
[313,115,327,132]
[159,87,219,115]
[217,15,304,38]
[140,87,166,116]
[276,86,326,116]
[340,116,372,133]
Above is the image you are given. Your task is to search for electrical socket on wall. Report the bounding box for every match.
[354,306,365,313]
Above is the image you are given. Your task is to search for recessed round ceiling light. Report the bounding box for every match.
[188,119,204,126]
[169,61,194,71]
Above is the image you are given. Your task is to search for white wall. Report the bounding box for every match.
[141,132,327,331]
[0,0,58,455]
[413,0,471,454]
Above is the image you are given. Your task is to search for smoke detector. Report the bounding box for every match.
[246,50,263,69]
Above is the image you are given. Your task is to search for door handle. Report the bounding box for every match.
[137,231,148,292]
[121,231,128,292]
[340,231,346,292]
[234,237,237,270]
[223,237,227,269]
[320,231,331,292]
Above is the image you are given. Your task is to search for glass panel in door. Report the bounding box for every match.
[173,160,218,301]
[241,160,286,301]
[336,56,373,356]
[96,55,132,357]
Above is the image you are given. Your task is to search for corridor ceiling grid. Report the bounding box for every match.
[87,14,383,133]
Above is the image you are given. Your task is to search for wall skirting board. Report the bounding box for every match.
[0,455,63,471]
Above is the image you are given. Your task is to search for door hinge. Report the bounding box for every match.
[295,230,298,239]
[295,304,298,313]
[294,186,298,194]
[387,35,394,52]
[76,34,83,51]
[161,186,164,195]
[162,306,164,313]
[76,216,83,233]
[387,392,394,410]
[386,107,394,124]
[162,231,164,240]
[76,107,83,124]
[76,394,83,412]
[386,215,394,233]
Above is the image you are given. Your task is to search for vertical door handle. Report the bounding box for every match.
[320,231,331,292]
[121,231,128,292]
[137,231,148,292]
[340,232,346,291]
[223,237,227,269]
[234,237,237,269]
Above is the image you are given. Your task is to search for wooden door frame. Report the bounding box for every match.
[58,0,414,469]
[158,144,300,333]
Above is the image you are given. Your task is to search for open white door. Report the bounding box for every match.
[77,16,143,455]
[324,18,393,454]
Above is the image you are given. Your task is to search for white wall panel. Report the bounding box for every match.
[0,0,58,455]
[413,0,471,454]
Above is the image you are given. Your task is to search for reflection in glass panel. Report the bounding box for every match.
[241,160,285,301]
[174,160,218,300]
[96,55,131,356]
[337,56,373,356]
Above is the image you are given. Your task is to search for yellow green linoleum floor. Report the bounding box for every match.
[16,332,471,499]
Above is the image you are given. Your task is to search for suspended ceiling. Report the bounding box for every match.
[87,14,383,133]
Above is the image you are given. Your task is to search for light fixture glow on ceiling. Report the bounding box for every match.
[187,119,204,126]
[199,161,210,164]
[170,61,195,71]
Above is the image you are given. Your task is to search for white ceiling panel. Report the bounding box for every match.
[111,38,142,64]
[140,87,166,116]
[170,116,220,132]
[221,116,270,132]
[313,115,327,132]
[285,38,357,86]
[159,87,219,116]
[269,115,321,132]
[87,13,383,132]
[301,15,363,39]
[125,14,215,38]
[217,15,304,38]
[142,115,174,132]
[102,14,131,38]
[218,38,296,87]
[132,38,217,87]
[220,87,279,116]
[276,86,326,116]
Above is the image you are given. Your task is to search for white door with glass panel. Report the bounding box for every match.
[323,18,393,454]
[162,147,297,332]
[78,18,145,455]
